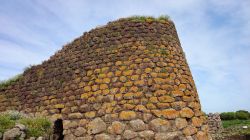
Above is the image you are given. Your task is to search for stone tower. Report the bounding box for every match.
[0,17,210,140]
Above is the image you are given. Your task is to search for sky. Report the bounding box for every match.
[0,0,249,113]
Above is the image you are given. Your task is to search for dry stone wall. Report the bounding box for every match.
[0,18,210,140]
[207,113,223,134]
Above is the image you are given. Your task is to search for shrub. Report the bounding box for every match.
[19,117,52,138]
[0,114,15,133]
[220,112,236,120]
[0,74,23,90]
[0,111,52,138]
[236,110,249,120]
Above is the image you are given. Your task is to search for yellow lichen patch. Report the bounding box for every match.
[161,109,179,119]
[145,68,152,73]
[120,76,127,82]
[87,97,96,103]
[134,80,144,86]
[180,107,194,118]
[123,104,135,110]
[115,61,122,66]
[91,85,99,91]
[87,70,93,76]
[179,84,186,91]
[119,111,137,120]
[94,68,101,74]
[172,90,184,97]
[98,73,106,78]
[146,103,157,109]
[110,88,119,94]
[101,67,109,73]
[85,111,96,119]
[150,72,158,78]
[135,58,142,63]
[103,78,111,84]
[54,104,65,109]
[151,110,162,117]
[123,70,133,76]
[120,87,127,93]
[131,75,139,81]
[154,90,167,96]
[124,92,134,99]
[102,89,110,95]
[149,97,158,103]
[156,103,170,109]
[115,93,123,101]
[100,84,108,90]
[124,81,133,87]
[154,78,165,84]
[119,66,127,71]
[84,86,91,92]
[115,70,122,76]
[158,95,175,103]
[130,86,138,92]
[134,92,143,98]
[135,105,148,112]
[107,72,114,78]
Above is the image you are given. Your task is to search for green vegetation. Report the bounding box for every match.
[0,111,52,138]
[222,119,250,128]
[127,15,170,22]
[220,110,250,120]
[0,74,23,90]
[19,117,52,138]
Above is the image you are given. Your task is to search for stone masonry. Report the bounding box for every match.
[0,17,211,140]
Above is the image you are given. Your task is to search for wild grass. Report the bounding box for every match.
[0,111,52,138]
[0,74,22,90]
[127,15,171,22]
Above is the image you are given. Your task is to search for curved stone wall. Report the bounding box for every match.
[0,18,210,140]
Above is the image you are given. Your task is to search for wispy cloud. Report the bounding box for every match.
[0,0,249,112]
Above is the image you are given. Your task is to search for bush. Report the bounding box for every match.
[236,110,249,120]
[220,112,236,120]
[0,114,15,133]
[0,111,52,138]
[19,117,52,138]
[0,74,23,90]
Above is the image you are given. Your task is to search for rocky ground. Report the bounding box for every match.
[212,125,250,140]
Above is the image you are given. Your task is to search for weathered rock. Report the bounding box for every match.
[3,128,22,140]
[175,118,188,129]
[123,130,138,140]
[180,107,194,118]
[183,126,198,136]
[155,131,181,140]
[129,119,147,131]
[15,124,26,131]
[87,118,106,134]
[149,118,170,132]
[119,111,136,120]
[108,121,125,134]
[74,127,87,137]
[95,133,111,140]
[139,130,154,140]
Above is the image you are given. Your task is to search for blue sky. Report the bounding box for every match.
[0,0,250,113]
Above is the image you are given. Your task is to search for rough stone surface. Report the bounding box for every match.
[108,121,125,134]
[155,131,181,140]
[129,119,147,131]
[139,130,154,140]
[94,133,111,140]
[123,130,138,140]
[87,118,106,134]
[175,118,188,129]
[3,128,22,140]
[149,118,170,132]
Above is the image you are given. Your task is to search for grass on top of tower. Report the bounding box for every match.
[127,15,171,22]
